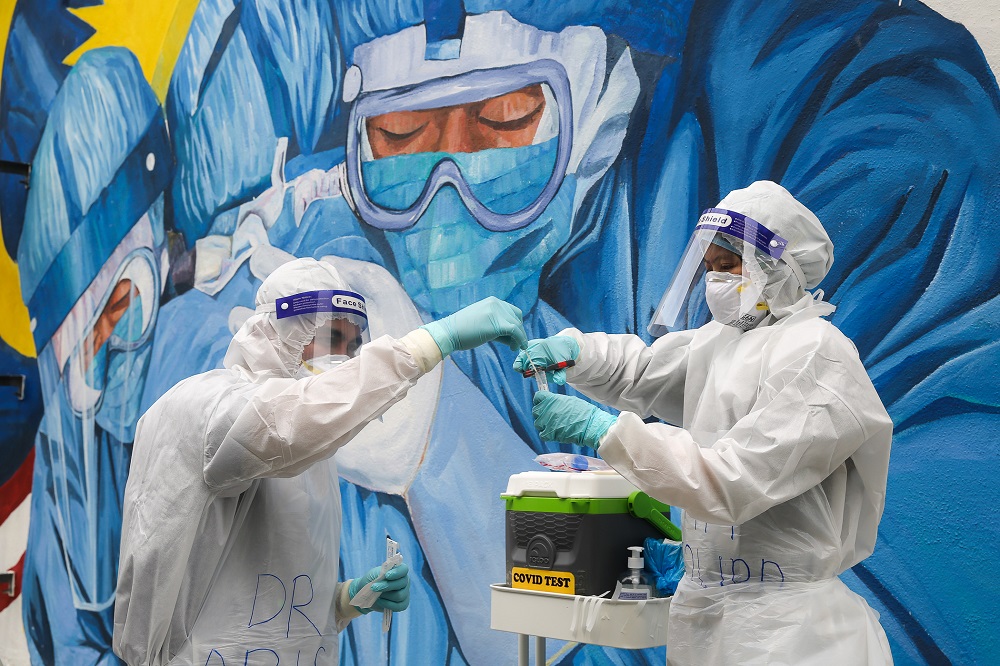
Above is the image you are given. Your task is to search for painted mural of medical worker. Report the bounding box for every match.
[15,48,171,665]
[123,0,1000,664]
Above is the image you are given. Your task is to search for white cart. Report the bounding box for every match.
[490,584,670,665]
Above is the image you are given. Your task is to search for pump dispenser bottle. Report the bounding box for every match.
[613,546,656,600]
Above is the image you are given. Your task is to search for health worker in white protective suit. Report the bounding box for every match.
[515,181,894,664]
[113,257,527,665]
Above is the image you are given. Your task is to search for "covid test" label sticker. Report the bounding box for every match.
[510,567,576,595]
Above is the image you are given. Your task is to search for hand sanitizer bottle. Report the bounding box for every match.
[614,546,655,601]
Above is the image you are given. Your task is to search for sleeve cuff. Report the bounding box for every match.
[400,328,443,373]
[556,327,589,382]
[596,414,620,449]
[335,580,363,627]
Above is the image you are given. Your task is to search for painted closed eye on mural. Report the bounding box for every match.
[0,0,998,665]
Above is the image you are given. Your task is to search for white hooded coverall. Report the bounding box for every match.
[563,183,894,664]
[113,259,441,665]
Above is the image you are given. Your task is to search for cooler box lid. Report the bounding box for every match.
[503,470,639,499]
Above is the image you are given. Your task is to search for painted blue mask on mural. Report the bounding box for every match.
[362,140,575,318]
[91,299,156,443]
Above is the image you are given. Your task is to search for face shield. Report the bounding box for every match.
[39,242,160,612]
[269,289,370,376]
[344,59,572,232]
[59,247,160,418]
[648,209,792,336]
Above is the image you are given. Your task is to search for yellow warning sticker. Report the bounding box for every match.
[511,567,576,594]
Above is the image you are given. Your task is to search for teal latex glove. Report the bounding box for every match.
[421,296,527,357]
[513,336,581,385]
[348,563,410,614]
[532,392,618,449]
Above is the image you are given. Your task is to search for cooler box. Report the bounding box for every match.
[503,471,680,597]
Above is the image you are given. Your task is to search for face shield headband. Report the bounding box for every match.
[344,59,573,232]
[648,208,805,336]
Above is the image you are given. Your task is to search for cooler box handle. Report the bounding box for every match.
[628,491,682,541]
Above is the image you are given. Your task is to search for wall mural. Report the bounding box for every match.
[1,0,998,664]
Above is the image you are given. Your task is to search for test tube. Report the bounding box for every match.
[529,360,549,392]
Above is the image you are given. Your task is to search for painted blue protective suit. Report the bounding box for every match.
[15,49,171,666]
[44,0,1000,665]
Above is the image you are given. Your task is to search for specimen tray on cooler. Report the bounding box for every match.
[490,584,670,649]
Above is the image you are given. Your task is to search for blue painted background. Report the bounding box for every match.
[2,0,999,664]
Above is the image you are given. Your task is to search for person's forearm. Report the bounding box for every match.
[205,336,426,488]
[562,328,690,423]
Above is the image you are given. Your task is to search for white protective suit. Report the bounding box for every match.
[562,183,894,664]
[113,258,442,666]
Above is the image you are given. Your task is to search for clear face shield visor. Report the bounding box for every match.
[271,289,371,375]
[60,248,160,415]
[648,209,791,336]
[344,59,573,232]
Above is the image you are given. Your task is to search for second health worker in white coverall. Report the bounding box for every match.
[518,181,894,664]
[113,257,526,665]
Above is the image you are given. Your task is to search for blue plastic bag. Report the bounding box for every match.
[644,537,685,596]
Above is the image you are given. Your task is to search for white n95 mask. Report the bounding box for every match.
[705,271,768,332]
[298,354,350,377]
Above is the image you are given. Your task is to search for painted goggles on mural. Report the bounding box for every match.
[344,59,573,232]
[61,248,160,416]
[648,209,790,336]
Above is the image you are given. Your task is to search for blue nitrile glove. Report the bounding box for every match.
[532,392,618,449]
[513,336,581,385]
[421,296,528,357]
[348,563,410,614]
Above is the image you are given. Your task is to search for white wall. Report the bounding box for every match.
[922,0,1000,81]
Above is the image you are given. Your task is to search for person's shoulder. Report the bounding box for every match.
[144,368,236,420]
[766,314,862,365]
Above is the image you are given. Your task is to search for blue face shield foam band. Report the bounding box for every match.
[697,208,788,259]
[274,289,369,325]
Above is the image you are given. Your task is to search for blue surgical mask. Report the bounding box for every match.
[362,140,575,319]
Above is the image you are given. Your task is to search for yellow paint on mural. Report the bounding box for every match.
[0,0,200,356]
[0,0,37,358]
[66,0,200,103]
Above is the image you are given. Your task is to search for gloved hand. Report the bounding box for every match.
[532,392,618,449]
[513,336,581,385]
[348,563,410,614]
[421,296,527,357]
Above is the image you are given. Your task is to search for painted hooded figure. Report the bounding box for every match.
[16,47,171,666]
